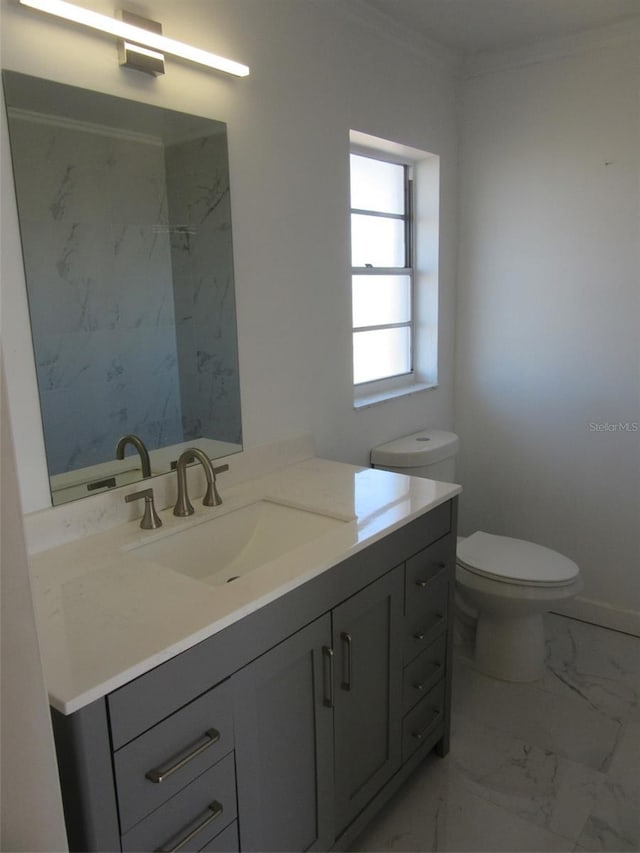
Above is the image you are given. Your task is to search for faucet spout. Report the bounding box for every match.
[174,448,225,517]
[115,434,151,478]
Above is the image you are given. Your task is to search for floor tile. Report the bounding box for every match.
[354,616,639,853]
[353,753,572,852]
[453,657,622,772]
[576,720,640,851]
[576,779,640,852]
[449,714,604,841]
[544,615,640,723]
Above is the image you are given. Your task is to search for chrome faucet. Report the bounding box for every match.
[115,434,152,478]
[174,447,229,516]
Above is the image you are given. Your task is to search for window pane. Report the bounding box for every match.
[350,154,404,214]
[353,327,411,384]
[351,214,405,267]
[352,275,411,328]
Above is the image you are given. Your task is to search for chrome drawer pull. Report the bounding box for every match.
[413,614,445,642]
[413,662,442,691]
[415,561,447,587]
[341,631,353,691]
[145,728,220,783]
[323,646,335,708]
[411,709,442,742]
[157,800,223,852]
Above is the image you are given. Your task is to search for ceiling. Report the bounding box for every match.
[360,0,640,55]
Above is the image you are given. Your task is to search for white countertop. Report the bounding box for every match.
[29,457,461,715]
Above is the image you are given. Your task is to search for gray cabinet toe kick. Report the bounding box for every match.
[51,497,457,852]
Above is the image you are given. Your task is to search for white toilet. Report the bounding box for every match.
[371,429,582,682]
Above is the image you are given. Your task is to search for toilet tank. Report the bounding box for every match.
[371,429,459,482]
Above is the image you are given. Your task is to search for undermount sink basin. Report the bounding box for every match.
[128,500,347,586]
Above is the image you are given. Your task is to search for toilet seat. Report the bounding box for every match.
[457,531,580,588]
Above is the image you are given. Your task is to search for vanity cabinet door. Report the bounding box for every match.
[233,615,334,852]
[332,565,404,835]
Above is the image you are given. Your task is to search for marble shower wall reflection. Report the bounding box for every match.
[165,133,241,447]
[10,112,241,476]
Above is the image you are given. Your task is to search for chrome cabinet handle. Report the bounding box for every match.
[341,631,352,691]
[415,561,447,587]
[411,709,443,742]
[145,728,220,783]
[413,614,445,641]
[322,646,334,708]
[413,662,442,692]
[157,800,223,852]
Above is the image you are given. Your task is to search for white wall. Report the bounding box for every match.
[0,0,459,513]
[1,357,68,851]
[0,6,458,845]
[455,32,640,629]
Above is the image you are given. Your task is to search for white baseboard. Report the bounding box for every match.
[552,596,640,638]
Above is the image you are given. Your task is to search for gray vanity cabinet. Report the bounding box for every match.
[332,566,403,834]
[233,615,334,852]
[50,497,458,853]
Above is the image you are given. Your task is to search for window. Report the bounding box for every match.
[350,152,414,386]
[349,131,440,407]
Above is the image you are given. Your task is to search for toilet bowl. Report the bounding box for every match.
[456,532,582,681]
[371,429,583,682]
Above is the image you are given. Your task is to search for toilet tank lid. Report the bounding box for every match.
[371,429,459,468]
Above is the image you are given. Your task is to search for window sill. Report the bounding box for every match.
[353,382,436,410]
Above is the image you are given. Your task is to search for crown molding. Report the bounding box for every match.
[462,15,640,79]
[7,106,164,146]
[327,0,460,74]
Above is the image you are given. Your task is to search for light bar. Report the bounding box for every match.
[19,0,250,77]
[123,43,164,62]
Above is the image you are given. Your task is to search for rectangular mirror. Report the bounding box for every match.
[3,71,242,506]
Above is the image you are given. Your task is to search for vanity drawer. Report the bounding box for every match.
[401,679,445,763]
[121,752,237,852]
[402,632,447,715]
[199,820,239,852]
[403,572,448,664]
[405,534,453,619]
[114,679,233,834]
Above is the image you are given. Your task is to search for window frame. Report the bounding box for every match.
[350,146,416,390]
[349,130,441,409]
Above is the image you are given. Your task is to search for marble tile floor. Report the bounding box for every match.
[354,614,640,852]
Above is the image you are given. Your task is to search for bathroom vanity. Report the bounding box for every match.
[29,457,459,852]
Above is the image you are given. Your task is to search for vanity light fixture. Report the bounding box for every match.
[117,11,165,77]
[18,0,250,77]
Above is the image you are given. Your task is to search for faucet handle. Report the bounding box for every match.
[203,463,229,507]
[125,488,162,530]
